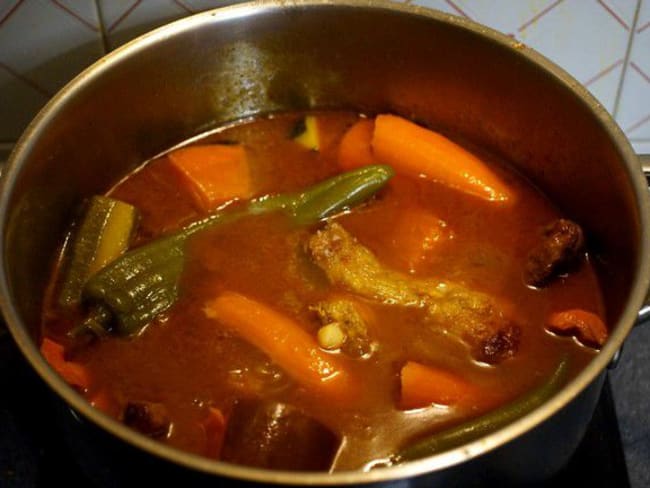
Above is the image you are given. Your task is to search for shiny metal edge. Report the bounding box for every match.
[1,0,648,485]
[635,154,650,327]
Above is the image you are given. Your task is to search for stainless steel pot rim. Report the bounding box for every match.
[1,1,648,485]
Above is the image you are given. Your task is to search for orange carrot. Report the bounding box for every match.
[338,119,376,170]
[547,309,608,348]
[390,206,452,273]
[204,292,357,403]
[372,114,513,203]
[202,407,227,458]
[168,144,253,213]
[400,361,482,410]
[89,389,120,417]
[40,338,90,391]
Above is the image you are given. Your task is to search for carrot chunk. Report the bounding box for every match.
[400,361,482,410]
[391,206,453,273]
[89,389,120,417]
[40,338,90,390]
[338,119,376,170]
[372,114,513,203]
[547,309,608,348]
[202,407,227,458]
[168,144,252,212]
[204,292,358,404]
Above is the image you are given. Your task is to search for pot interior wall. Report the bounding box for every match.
[4,4,639,338]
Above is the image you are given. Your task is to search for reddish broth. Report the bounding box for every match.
[41,112,605,471]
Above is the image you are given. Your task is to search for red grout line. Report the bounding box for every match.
[518,0,564,32]
[638,21,650,33]
[0,0,25,28]
[0,62,52,98]
[107,0,141,33]
[50,0,99,32]
[626,113,650,134]
[583,59,624,87]
[173,0,194,14]
[630,62,650,83]
[596,0,630,30]
[444,0,471,19]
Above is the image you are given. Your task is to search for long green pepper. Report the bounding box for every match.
[80,165,394,337]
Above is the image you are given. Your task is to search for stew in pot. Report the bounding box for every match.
[40,111,607,471]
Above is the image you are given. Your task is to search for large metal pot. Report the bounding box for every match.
[1,1,649,486]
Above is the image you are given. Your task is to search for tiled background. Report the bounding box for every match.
[0,1,649,487]
[1,0,649,154]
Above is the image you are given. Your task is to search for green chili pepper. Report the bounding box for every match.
[58,196,138,310]
[80,165,394,337]
[396,357,569,462]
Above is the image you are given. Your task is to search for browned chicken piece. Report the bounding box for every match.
[310,298,373,358]
[123,401,171,438]
[524,219,585,287]
[308,222,520,364]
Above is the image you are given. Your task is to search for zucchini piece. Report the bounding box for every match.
[58,196,138,309]
[291,115,321,151]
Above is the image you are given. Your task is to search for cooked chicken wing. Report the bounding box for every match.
[308,223,519,363]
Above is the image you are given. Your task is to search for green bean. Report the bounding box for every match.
[397,357,569,462]
[80,165,393,337]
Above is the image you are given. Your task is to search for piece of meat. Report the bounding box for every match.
[123,401,171,438]
[524,219,584,287]
[220,400,339,471]
[311,298,373,358]
[308,223,520,364]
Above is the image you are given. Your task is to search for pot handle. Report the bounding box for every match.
[0,159,11,350]
[636,154,650,328]
[606,154,650,369]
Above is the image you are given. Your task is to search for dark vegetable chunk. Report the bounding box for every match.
[524,219,584,287]
[123,401,171,438]
[220,400,339,471]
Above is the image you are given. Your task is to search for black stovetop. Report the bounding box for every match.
[0,331,630,488]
